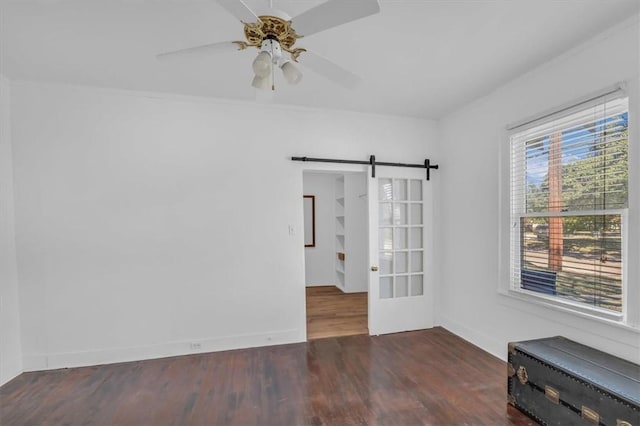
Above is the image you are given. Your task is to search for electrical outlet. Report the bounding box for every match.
[190,342,202,350]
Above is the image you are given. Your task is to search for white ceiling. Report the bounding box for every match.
[1,0,638,119]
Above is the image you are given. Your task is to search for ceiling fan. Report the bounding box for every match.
[157,0,381,91]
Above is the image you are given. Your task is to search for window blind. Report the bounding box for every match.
[509,91,628,313]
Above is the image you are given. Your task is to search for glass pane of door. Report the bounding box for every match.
[378,178,424,298]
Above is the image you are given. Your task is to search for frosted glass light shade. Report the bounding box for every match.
[252,75,272,90]
[252,52,272,78]
[281,61,302,84]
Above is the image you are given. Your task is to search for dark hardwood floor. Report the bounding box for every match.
[306,286,368,340]
[0,327,535,425]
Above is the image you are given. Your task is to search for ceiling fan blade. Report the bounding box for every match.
[157,41,244,60]
[297,50,360,89]
[291,0,380,37]
[215,0,262,24]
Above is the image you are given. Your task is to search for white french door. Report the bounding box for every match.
[368,166,433,335]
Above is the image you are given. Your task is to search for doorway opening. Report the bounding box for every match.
[302,171,369,340]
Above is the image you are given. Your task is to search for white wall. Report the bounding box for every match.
[438,18,640,362]
[0,74,23,385]
[10,81,439,370]
[303,172,338,286]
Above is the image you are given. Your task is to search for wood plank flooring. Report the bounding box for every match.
[0,327,536,426]
[306,286,368,340]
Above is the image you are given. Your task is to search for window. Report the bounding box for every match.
[509,91,629,316]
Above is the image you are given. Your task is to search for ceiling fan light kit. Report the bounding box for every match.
[252,50,272,78]
[281,61,303,85]
[157,0,381,91]
[249,36,302,91]
[251,74,272,90]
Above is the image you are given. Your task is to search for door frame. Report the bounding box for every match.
[299,163,434,338]
[300,164,368,340]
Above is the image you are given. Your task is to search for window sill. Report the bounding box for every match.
[497,287,640,334]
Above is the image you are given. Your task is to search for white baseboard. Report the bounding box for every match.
[0,367,22,387]
[22,328,303,372]
[439,315,507,361]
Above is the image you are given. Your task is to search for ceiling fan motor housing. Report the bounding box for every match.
[244,16,299,52]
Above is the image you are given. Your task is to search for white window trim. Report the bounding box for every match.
[496,288,639,334]
[498,83,639,331]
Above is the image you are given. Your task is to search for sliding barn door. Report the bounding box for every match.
[368,167,433,335]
